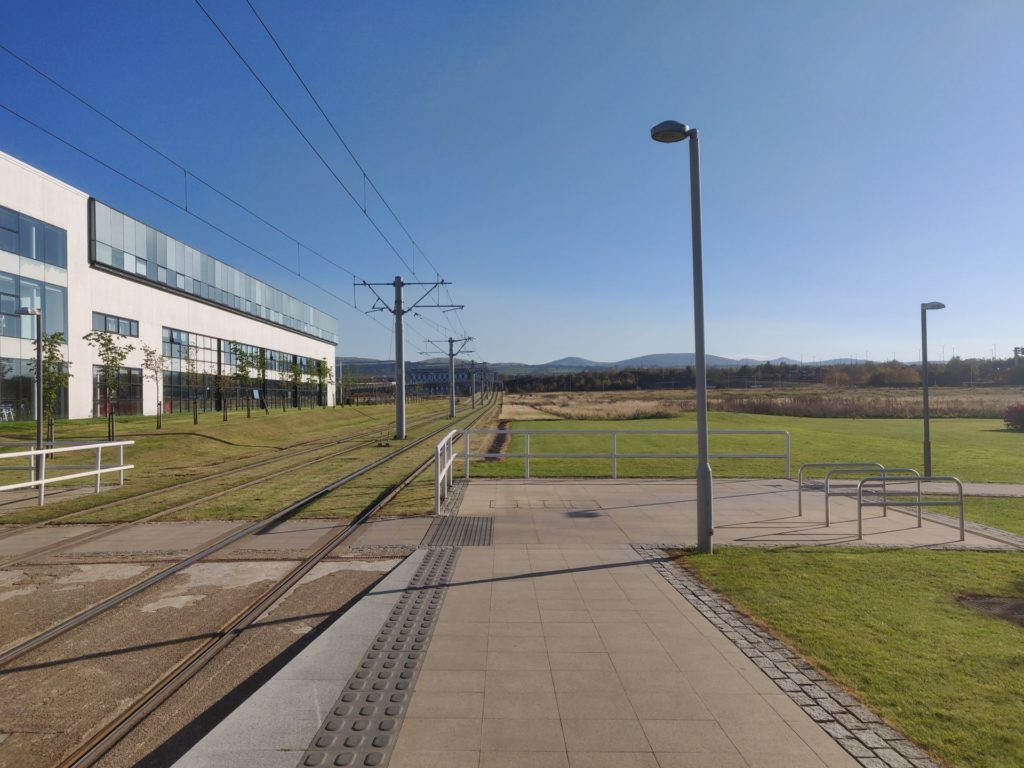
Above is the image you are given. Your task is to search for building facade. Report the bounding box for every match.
[0,150,338,420]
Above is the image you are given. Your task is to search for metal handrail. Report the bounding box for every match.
[434,430,459,515]
[0,441,134,506]
[796,463,883,517]
[857,475,964,541]
[459,428,791,479]
[825,467,921,526]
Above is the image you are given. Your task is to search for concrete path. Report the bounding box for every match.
[388,542,857,767]
[172,478,987,768]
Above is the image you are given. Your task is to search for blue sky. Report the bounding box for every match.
[1,1,1021,364]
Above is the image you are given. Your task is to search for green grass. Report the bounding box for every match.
[469,411,1021,483]
[0,402,447,524]
[683,547,1024,768]
[938,497,1024,538]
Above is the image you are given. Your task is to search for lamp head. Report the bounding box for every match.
[651,120,691,143]
[921,302,945,311]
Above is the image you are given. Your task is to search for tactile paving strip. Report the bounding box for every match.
[423,515,493,547]
[296,547,460,768]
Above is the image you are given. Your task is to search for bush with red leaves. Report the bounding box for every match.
[1004,404,1024,431]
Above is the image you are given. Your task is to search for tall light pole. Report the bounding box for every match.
[18,307,43,480]
[921,301,945,476]
[651,119,714,554]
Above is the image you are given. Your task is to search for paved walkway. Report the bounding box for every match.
[175,478,997,768]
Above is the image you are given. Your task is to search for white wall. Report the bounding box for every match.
[1,150,337,419]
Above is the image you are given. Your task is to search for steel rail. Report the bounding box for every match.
[56,395,497,768]
[0,409,452,568]
[0,406,448,546]
[0,395,495,669]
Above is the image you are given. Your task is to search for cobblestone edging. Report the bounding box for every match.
[440,477,469,516]
[635,544,941,768]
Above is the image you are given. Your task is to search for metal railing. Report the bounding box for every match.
[434,430,459,515]
[0,441,134,506]
[457,428,791,479]
[857,476,964,541]
[825,467,921,526]
[797,463,883,517]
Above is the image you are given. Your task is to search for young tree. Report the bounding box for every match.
[184,346,201,425]
[34,332,72,445]
[305,359,319,408]
[141,343,167,429]
[289,360,303,410]
[256,347,269,414]
[83,330,134,440]
[230,342,254,418]
[216,370,232,421]
[311,358,330,409]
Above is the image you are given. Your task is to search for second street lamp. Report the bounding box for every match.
[651,119,714,554]
[921,301,945,476]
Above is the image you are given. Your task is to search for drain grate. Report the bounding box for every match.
[296,547,460,768]
[424,515,493,547]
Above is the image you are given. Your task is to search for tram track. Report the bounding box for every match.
[0,409,451,567]
[0,394,495,669]
[48,394,496,768]
[0,406,447,540]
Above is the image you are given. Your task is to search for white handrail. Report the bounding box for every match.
[0,440,134,506]
[434,430,459,516]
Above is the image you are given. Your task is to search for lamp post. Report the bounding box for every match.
[651,119,714,554]
[921,301,945,476]
[18,307,42,480]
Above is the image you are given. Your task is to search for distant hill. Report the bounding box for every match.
[338,353,856,378]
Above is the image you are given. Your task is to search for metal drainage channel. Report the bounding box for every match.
[297,547,460,768]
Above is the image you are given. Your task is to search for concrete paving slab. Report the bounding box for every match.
[0,524,99,557]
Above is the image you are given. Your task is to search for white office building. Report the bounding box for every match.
[0,150,338,421]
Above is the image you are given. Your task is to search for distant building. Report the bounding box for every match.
[0,150,338,420]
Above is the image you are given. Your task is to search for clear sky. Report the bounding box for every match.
[1,1,1021,365]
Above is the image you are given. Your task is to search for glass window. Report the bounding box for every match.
[94,203,110,245]
[110,209,124,249]
[119,318,131,336]
[106,316,117,333]
[19,216,41,260]
[93,313,105,332]
[130,320,139,336]
[44,285,66,336]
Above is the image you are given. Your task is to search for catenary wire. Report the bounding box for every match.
[193,0,417,276]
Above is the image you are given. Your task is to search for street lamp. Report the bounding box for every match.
[17,307,43,480]
[651,119,714,554]
[921,301,945,476]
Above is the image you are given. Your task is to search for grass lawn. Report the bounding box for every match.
[938,497,1024,538]
[0,401,449,524]
[469,411,1022,483]
[683,548,1024,768]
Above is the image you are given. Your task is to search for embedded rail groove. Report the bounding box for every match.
[55,396,497,768]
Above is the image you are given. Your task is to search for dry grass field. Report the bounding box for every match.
[503,385,1024,420]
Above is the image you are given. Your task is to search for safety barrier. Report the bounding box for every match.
[450,428,790,480]
[825,467,920,526]
[857,476,964,541]
[433,430,459,515]
[797,463,883,517]
[0,441,134,506]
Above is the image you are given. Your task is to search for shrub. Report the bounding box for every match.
[1004,404,1024,431]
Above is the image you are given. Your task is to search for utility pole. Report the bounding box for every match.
[359,276,463,438]
[424,336,473,419]
[470,360,476,409]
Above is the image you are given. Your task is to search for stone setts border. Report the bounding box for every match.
[635,544,942,768]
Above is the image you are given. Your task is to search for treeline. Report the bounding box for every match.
[502,357,1024,393]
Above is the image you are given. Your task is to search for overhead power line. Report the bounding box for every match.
[244,0,440,279]
[194,0,420,277]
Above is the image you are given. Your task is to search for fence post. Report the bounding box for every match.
[434,443,441,516]
[37,451,46,506]
[464,430,470,479]
[524,433,531,480]
[118,443,125,486]
[785,432,791,479]
[611,432,618,479]
[95,446,102,493]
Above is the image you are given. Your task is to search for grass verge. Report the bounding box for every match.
[682,547,1024,768]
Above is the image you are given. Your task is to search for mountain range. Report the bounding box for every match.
[338,353,863,377]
